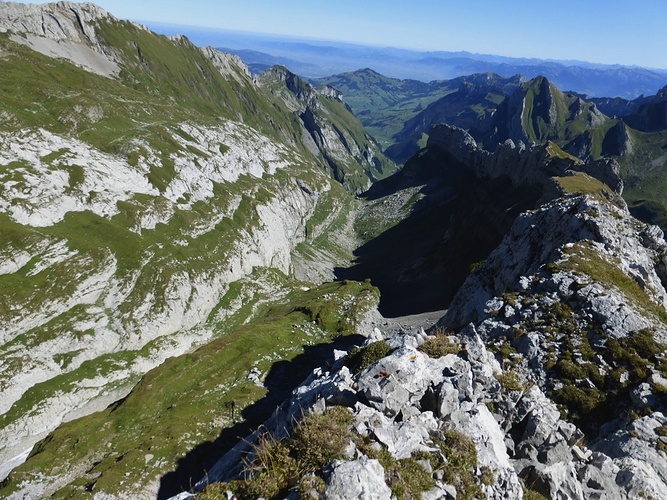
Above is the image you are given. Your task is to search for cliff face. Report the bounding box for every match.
[625,85,667,132]
[0,1,121,77]
[0,0,376,479]
[257,65,396,192]
[0,117,338,474]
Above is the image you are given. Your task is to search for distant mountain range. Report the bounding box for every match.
[221,42,667,100]
[143,23,667,100]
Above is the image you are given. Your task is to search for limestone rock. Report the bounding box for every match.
[434,186,667,498]
[325,457,392,499]
[201,46,252,83]
[357,348,455,417]
[0,1,121,77]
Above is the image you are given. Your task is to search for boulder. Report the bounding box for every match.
[325,457,392,499]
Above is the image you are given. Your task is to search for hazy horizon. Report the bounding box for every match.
[143,20,667,74]
[8,0,667,70]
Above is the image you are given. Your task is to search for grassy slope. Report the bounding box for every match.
[0,280,379,498]
[0,28,301,157]
[0,17,383,496]
[313,69,456,150]
[0,14,373,463]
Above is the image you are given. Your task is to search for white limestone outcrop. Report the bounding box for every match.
[0,1,121,77]
[0,116,336,474]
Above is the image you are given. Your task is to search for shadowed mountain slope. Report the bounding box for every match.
[337,124,622,317]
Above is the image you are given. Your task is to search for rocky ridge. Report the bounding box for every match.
[625,85,667,133]
[440,192,667,498]
[427,123,624,196]
[258,65,395,192]
[177,185,667,499]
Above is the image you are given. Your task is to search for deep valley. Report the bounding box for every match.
[1,2,667,499]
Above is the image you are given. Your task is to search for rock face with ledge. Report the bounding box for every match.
[0,1,121,77]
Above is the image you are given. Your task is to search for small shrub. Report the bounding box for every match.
[523,486,550,500]
[469,260,486,273]
[389,457,435,500]
[203,407,354,499]
[657,440,667,454]
[553,385,606,430]
[289,406,354,471]
[480,465,494,486]
[196,482,228,499]
[361,446,434,500]
[496,342,517,362]
[344,341,391,373]
[418,333,460,358]
[501,293,519,307]
[496,371,526,392]
[297,475,326,499]
[511,325,528,337]
[552,301,573,321]
[579,334,597,361]
[555,359,586,380]
[628,329,665,361]
[655,425,667,437]
[237,433,297,499]
[432,428,481,500]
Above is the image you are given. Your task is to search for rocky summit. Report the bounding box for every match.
[1,2,667,500]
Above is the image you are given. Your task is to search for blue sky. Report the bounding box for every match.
[13,0,667,69]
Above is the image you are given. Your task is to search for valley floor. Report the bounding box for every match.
[374,309,447,337]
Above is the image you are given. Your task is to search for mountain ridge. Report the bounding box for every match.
[323,69,667,231]
[203,32,667,99]
[2,2,667,499]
